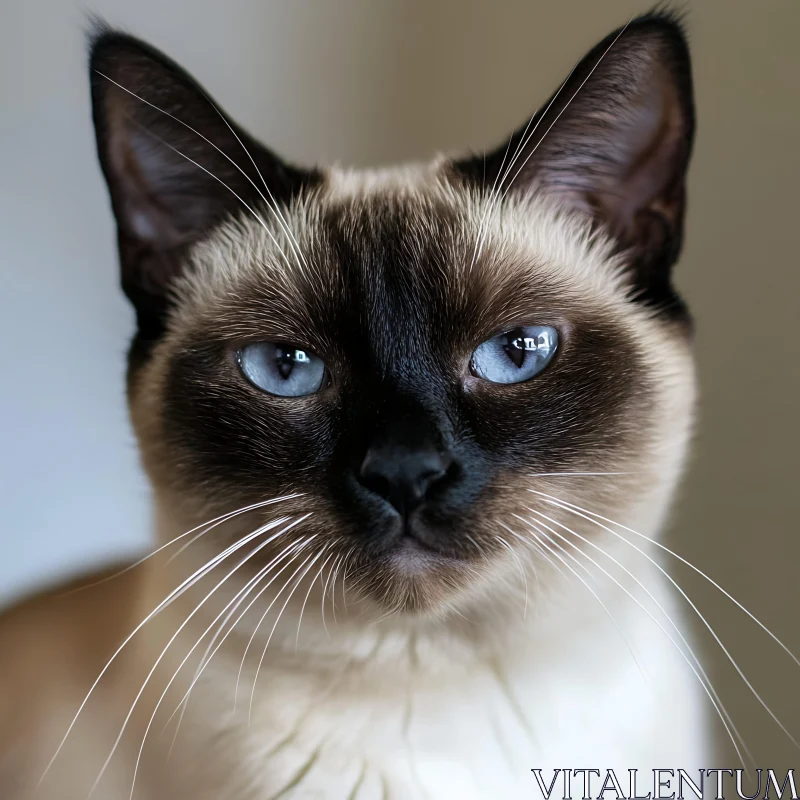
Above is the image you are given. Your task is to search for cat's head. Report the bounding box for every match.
[89,13,695,616]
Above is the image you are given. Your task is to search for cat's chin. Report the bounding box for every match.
[388,534,451,574]
[358,536,476,614]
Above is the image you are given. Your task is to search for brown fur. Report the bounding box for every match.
[0,12,700,798]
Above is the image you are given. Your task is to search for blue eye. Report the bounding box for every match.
[471,326,558,384]
[237,342,326,397]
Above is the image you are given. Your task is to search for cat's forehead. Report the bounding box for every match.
[178,166,628,348]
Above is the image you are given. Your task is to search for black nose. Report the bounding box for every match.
[359,444,452,515]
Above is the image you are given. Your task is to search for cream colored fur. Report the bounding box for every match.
[0,168,707,799]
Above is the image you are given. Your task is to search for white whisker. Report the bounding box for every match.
[528,508,752,761]
[40,510,295,785]
[320,552,344,637]
[533,490,800,669]
[295,548,335,651]
[94,72,304,275]
[249,547,328,720]
[340,546,357,613]
[490,56,581,199]
[202,93,310,275]
[524,506,749,763]
[522,511,748,765]
[120,113,290,274]
[164,535,314,757]
[469,19,631,278]
[500,19,633,200]
[63,495,300,594]
[493,534,529,619]
[90,515,305,795]
[517,514,649,684]
[527,472,629,478]
[130,520,312,796]
[532,490,798,750]
[234,547,319,709]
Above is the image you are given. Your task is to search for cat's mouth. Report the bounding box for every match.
[383,520,469,573]
[397,529,438,553]
[387,533,456,574]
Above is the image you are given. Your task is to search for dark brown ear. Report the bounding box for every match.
[89,24,320,346]
[454,12,695,316]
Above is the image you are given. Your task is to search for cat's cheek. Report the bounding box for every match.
[154,368,339,496]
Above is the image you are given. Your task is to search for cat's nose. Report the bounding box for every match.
[359,444,452,515]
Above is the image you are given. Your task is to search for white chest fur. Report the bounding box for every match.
[191,561,708,800]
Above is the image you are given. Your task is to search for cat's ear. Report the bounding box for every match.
[89,25,319,341]
[454,12,695,313]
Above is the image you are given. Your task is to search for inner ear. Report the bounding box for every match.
[89,25,320,343]
[453,12,695,315]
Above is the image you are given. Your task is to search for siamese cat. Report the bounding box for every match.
[0,11,711,799]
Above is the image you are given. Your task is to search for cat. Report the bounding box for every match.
[0,11,711,799]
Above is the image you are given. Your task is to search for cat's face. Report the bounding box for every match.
[90,14,695,614]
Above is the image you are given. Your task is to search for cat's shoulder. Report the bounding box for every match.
[0,563,142,683]
[0,564,143,798]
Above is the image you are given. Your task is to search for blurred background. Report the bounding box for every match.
[1,0,798,768]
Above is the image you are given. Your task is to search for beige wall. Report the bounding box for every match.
[1,0,798,765]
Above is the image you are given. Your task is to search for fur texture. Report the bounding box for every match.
[0,11,708,799]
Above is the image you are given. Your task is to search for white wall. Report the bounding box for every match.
[2,0,799,765]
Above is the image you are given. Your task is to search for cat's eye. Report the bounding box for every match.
[237,342,327,397]
[470,326,558,384]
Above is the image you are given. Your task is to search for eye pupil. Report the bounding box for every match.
[275,348,294,379]
[274,347,311,379]
[504,335,527,368]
